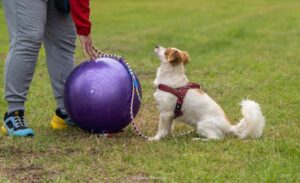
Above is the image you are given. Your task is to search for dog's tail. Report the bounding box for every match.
[230,100,265,139]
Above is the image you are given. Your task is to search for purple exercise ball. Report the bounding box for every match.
[64,56,142,133]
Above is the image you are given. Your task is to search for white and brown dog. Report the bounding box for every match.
[150,45,265,141]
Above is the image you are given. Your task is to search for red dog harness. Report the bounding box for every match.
[158,83,202,119]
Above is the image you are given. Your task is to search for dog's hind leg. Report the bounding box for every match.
[196,118,229,140]
[149,112,174,141]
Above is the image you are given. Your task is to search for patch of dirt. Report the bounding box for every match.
[0,146,25,156]
[0,145,75,182]
[0,164,60,183]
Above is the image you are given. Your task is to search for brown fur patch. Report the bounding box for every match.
[164,48,190,66]
[181,51,189,64]
[165,48,181,64]
[164,48,173,57]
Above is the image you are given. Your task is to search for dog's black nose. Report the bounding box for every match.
[155,45,160,48]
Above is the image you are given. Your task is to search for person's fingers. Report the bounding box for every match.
[88,41,98,59]
[86,41,95,59]
[81,40,88,57]
[87,40,98,59]
[91,47,98,59]
[85,41,92,59]
[78,35,98,59]
[79,35,91,59]
[87,36,98,59]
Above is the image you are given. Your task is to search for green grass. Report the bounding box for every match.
[0,0,300,182]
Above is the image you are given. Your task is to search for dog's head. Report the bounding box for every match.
[154,45,189,66]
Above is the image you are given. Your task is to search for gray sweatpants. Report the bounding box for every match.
[3,0,76,113]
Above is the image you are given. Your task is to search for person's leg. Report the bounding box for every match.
[3,0,47,113]
[44,0,76,129]
[44,0,76,111]
[2,0,47,136]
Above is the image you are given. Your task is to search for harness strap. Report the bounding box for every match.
[158,83,202,118]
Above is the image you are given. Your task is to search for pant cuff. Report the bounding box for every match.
[55,97,65,110]
[7,102,25,113]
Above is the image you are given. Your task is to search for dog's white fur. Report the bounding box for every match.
[149,46,265,141]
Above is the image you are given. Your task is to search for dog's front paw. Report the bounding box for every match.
[192,137,208,141]
[148,136,160,141]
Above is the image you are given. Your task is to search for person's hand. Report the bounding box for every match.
[78,34,98,59]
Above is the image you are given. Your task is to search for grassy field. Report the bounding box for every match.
[0,0,300,182]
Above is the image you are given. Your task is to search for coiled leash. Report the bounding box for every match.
[92,47,150,140]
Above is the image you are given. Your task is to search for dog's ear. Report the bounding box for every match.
[166,49,182,64]
[181,51,189,64]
